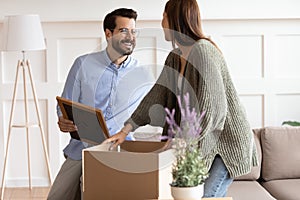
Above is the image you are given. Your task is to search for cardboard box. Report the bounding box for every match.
[202,198,233,200]
[83,141,174,200]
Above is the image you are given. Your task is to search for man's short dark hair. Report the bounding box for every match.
[103,8,137,32]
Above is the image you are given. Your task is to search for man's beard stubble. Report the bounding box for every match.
[112,38,136,56]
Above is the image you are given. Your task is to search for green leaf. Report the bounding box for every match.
[282,121,300,126]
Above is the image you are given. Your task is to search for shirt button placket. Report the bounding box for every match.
[107,69,117,119]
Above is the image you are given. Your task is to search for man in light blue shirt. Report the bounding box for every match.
[47,8,154,200]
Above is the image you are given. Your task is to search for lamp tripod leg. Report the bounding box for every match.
[22,61,32,189]
[1,61,22,200]
[26,60,52,185]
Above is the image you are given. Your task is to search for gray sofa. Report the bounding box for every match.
[227,126,300,200]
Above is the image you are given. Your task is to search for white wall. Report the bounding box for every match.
[0,0,300,187]
[0,0,299,21]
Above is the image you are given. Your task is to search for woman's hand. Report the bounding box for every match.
[104,131,128,150]
[57,116,78,132]
[103,123,133,150]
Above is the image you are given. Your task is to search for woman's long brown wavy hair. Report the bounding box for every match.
[164,0,217,48]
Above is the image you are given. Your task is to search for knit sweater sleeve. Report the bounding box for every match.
[184,41,227,142]
[125,51,178,131]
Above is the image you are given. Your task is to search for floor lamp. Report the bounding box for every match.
[1,15,52,200]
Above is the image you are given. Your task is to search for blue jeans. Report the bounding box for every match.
[203,155,233,197]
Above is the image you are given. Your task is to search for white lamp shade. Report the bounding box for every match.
[2,14,46,51]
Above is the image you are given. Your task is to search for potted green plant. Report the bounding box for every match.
[165,93,209,199]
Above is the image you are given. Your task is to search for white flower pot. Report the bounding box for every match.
[171,184,204,200]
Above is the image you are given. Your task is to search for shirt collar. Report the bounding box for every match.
[104,49,132,69]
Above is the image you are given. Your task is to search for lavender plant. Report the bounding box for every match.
[165,93,209,187]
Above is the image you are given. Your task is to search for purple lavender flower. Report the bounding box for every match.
[165,93,205,143]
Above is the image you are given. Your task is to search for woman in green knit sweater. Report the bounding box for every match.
[107,0,258,197]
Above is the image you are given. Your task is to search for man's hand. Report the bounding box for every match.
[57,116,77,132]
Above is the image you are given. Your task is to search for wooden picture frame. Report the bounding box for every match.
[56,96,110,144]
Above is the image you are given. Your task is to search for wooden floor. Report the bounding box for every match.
[1,187,234,200]
[1,187,50,200]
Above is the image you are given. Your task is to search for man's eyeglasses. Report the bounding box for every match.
[111,28,139,37]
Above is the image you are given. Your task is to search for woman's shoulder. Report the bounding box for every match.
[195,39,216,51]
[190,39,222,59]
